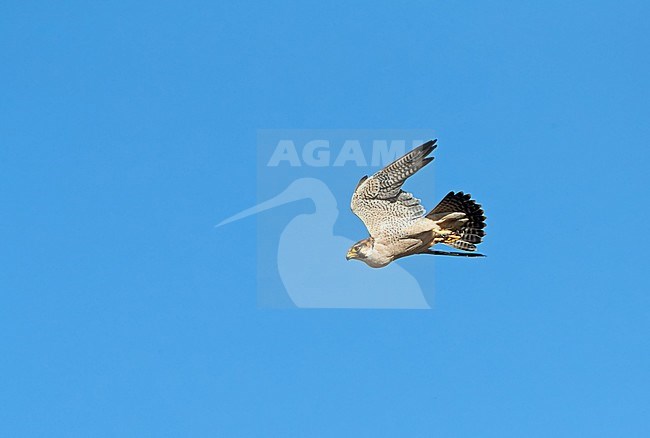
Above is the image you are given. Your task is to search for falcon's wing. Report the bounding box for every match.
[351,139,437,237]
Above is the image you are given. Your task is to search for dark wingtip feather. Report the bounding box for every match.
[418,139,438,156]
[424,250,486,257]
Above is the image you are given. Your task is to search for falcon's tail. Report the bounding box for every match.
[427,191,487,251]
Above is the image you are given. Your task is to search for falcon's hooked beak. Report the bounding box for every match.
[346,248,357,260]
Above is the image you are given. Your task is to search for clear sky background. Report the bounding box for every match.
[2,1,649,436]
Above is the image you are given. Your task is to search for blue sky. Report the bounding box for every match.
[2,1,650,436]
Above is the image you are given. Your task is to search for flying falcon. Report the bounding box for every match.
[346,139,486,268]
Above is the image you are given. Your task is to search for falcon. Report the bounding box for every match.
[346,139,486,268]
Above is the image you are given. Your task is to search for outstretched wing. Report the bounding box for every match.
[351,139,437,238]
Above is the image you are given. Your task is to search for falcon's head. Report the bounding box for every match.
[346,237,374,261]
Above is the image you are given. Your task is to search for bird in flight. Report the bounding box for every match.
[346,139,486,268]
